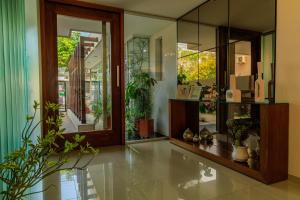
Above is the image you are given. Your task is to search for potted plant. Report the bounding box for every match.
[126,71,157,138]
[226,119,250,162]
[91,97,112,129]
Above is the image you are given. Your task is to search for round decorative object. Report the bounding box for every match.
[199,127,214,143]
[183,128,194,142]
[232,146,249,162]
[193,134,199,143]
[247,158,255,168]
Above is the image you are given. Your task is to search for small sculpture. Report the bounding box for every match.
[255,62,265,103]
[199,128,214,143]
[226,75,241,103]
[183,128,194,142]
[193,134,200,143]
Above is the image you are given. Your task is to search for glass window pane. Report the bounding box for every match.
[57,15,112,133]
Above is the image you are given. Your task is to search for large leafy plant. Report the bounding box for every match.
[126,71,157,120]
[0,101,97,200]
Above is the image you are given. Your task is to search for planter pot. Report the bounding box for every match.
[106,116,111,129]
[139,119,154,138]
[199,113,216,123]
[232,146,249,162]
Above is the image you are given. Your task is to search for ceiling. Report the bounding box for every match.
[80,0,206,18]
[124,14,173,41]
[57,15,103,37]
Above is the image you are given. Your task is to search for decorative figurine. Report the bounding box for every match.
[226,75,241,103]
[255,62,265,103]
[199,127,214,143]
[193,134,200,143]
[183,128,194,142]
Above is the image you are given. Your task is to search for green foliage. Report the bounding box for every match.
[57,32,80,68]
[126,71,157,120]
[226,119,251,146]
[0,101,98,200]
[91,99,103,124]
[178,49,216,82]
[91,97,112,124]
[127,38,149,72]
[177,73,188,85]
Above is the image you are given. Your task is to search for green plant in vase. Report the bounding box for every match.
[91,99,102,124]
[126,71,157,138]
[0,101,98,200]
[91,96,111,128]
[226,119,250,162]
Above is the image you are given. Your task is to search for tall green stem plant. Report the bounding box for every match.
[0,101,97,200]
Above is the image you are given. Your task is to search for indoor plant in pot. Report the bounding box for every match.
[126,71,157,138]
[226,119,250,162]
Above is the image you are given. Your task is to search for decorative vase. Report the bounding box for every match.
[255,62,265,103]
[183,128,194,142]
[232,146,249,162]
[199,127,214,143]
[226,75,241,103]
[139,119,154,138]
[193,134,199,143]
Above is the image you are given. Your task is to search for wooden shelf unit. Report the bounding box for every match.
[169,99,289,184]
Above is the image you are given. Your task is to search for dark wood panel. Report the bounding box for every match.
[40,0,125,146]
[169,99,289,184]
[169,99,199,139]
[260,103,289,183]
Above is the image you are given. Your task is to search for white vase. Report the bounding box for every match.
[255,62,265,103]
[226,75,241,103]
[232,146,249,162]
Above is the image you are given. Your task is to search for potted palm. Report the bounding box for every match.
[226,119,250,162]
[126,71,157,138]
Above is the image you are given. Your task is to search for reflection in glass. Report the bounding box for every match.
[56,15,112,133]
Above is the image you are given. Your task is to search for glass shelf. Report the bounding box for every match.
[216,99,285,105]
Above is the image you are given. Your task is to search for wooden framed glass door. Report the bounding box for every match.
[40,0,124,146]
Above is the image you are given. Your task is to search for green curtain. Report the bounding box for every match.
[0,0,27,194]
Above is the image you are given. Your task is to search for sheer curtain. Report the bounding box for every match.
[0,0,28,193]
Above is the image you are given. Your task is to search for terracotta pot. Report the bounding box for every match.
[139,119,154,138]
[106,116,111,129]
[232,146,249,162]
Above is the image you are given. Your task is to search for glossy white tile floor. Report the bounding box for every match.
[43,141,300,200]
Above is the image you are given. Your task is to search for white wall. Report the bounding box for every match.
[150,23,177,136]
[26,0,41,111]
[25,0,43,199]
[276,0,300,178]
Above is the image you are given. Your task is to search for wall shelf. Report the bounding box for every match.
[169,99,289,184]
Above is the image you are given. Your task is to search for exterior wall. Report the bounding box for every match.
[276,0,300,178]
[150,23,177,136]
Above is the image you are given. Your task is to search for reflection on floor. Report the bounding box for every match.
[42,141,300,200]
[126,132,167,142]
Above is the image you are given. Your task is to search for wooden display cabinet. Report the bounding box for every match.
[169,99,289,184]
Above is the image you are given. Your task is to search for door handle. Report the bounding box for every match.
[117,65,120,87]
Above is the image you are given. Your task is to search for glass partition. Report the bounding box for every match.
[57,15,112,133]
[176,0,276,170]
